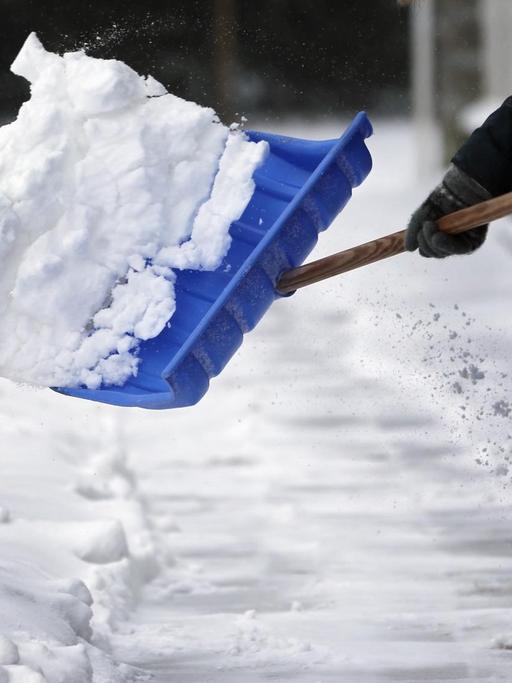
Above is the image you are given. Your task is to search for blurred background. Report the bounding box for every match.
[2,0,511,170]
[0,0,409,121]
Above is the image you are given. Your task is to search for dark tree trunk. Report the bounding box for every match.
[213,0,238,123]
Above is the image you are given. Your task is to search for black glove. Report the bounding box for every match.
[405,164,491,258]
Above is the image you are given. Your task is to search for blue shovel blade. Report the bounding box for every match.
[56,112,373,409]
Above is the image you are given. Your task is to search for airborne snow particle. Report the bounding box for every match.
[493,400,511,418]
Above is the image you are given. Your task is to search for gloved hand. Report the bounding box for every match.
[405,164,491,258]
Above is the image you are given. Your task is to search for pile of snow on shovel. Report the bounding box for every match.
[0,33,267,390]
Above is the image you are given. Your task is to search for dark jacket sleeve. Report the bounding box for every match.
[452,96,512,197]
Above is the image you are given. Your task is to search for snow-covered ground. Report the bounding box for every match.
[2,119,512,682]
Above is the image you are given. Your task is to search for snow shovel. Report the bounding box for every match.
[56,113,512,410]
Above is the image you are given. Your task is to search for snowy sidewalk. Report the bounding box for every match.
[1,120,512,682]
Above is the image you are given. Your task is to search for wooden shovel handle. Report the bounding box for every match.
[277,191,512,294]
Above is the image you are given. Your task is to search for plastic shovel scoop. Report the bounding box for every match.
[56,112,373,409]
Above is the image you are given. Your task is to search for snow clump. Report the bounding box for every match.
[0,33,267,390]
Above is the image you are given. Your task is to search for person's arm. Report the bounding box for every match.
[454,96,512,196]
[406,97,512,258]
